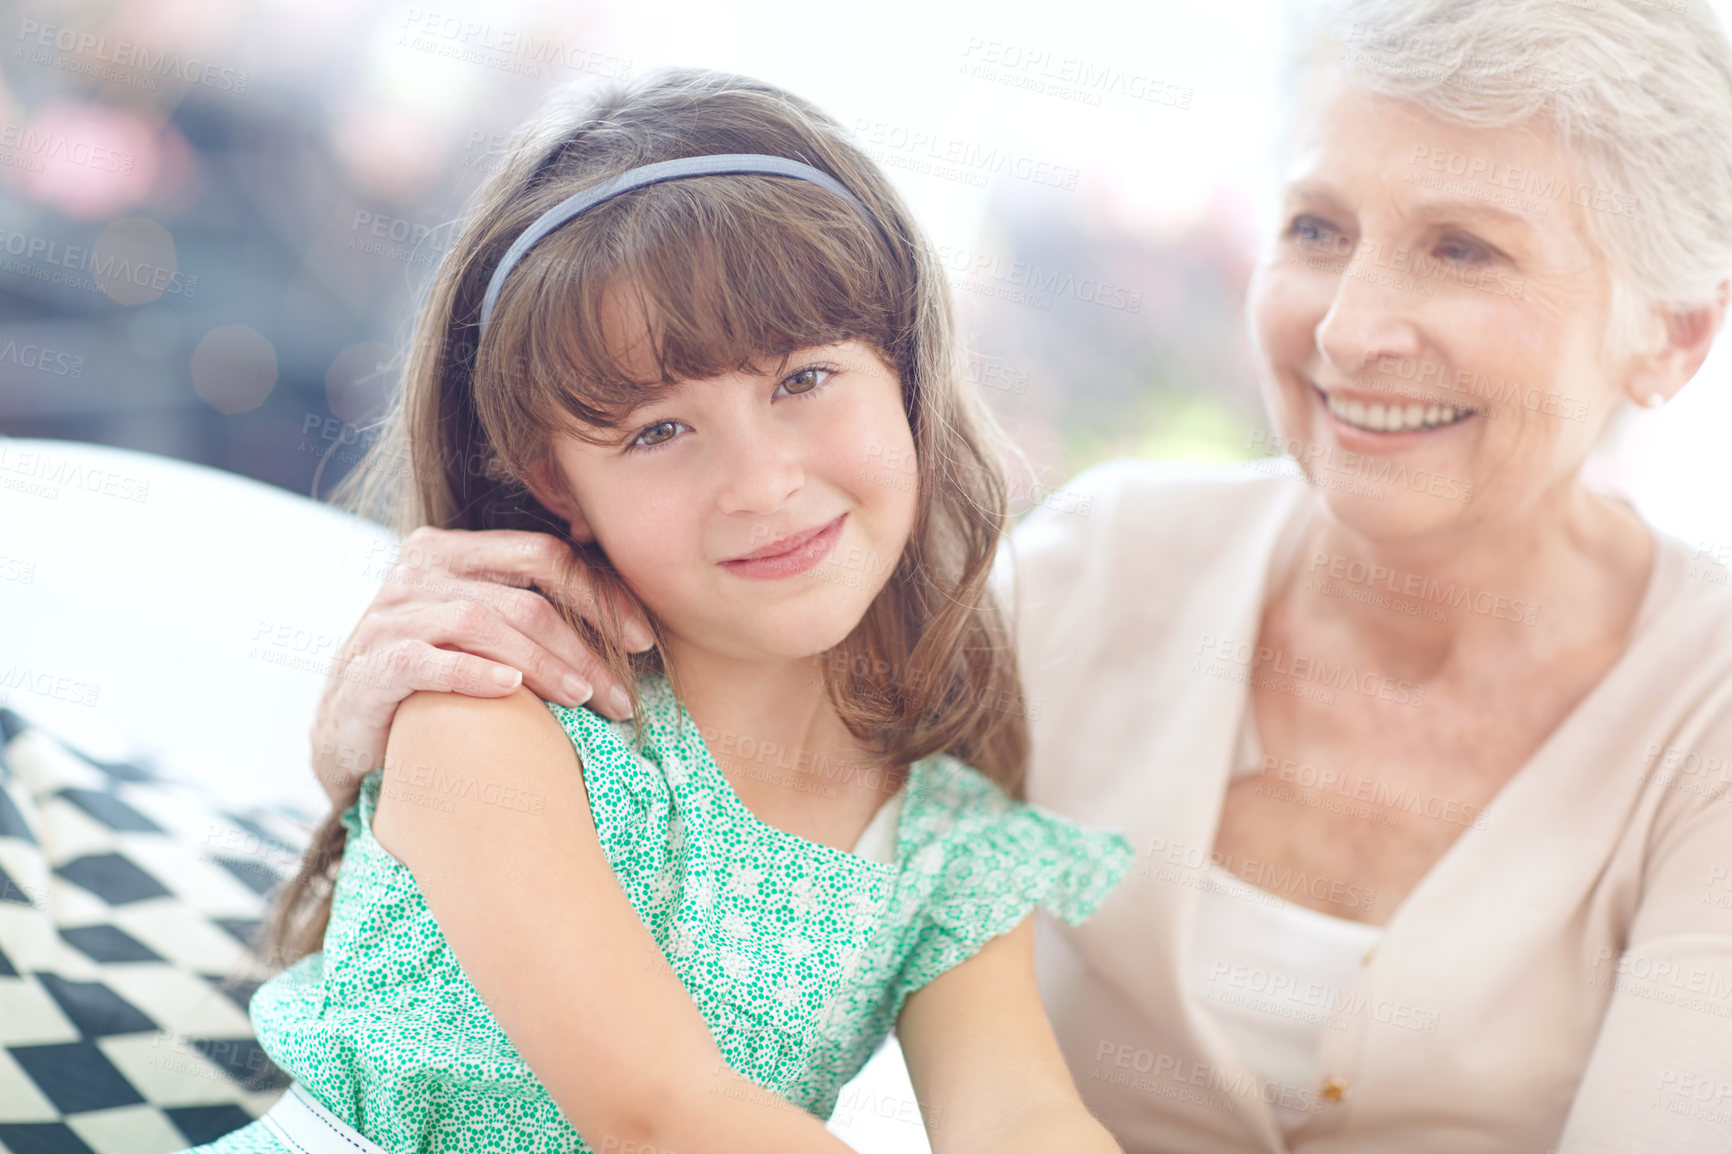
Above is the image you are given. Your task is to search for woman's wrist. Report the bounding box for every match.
[308,708,373,809]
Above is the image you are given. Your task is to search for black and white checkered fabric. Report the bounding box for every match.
[0,706,313,1153]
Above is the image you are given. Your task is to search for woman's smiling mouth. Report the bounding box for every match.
[1313,381,1479,435]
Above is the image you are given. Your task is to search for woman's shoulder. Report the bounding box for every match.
[997,458,1308,660]
[1651,524,1732,628]
[1005,457,1305,584]
[1018,456,1303,535]
[1628,525,1732,715]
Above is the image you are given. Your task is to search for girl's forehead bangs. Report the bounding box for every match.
[504,179,904,429]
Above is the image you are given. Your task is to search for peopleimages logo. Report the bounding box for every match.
[0,227,198,298]
[0,440,150,502]
[15,21,250,92]
[397,10,632,80]
[1306,551,1539,626]
[0,122,135,174]
[935,245,1143,313]
[852,119,1082,191]
[0,338,84,378]
[1366,355,1590,424]
[957,39,1194,109]
[1300,232,1527,299]
[1247,430,1476,504]
[1092,1042,1324,1116]
[1406,145,1642,220]
[1192,632,1427,708]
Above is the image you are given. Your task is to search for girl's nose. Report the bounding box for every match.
[713,424,805,516]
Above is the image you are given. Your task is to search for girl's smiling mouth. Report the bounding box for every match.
[719,514,847,580]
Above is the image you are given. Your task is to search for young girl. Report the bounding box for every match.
[187,67,1132,1154]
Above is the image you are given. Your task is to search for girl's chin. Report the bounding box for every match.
[682,614,870,667]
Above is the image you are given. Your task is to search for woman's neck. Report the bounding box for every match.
[1274,479,1658,683]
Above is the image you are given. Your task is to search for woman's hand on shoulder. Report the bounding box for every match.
[896,915,1122,1154]
[373,686,857,1154]
[310,526,652,809]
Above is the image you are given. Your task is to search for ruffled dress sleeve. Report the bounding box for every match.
[890,755,1134,1003]
[542,695,676,867]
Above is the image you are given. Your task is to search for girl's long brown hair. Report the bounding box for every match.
[263,67,1030,968]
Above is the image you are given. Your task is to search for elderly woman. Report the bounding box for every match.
[302,0,1732,1149]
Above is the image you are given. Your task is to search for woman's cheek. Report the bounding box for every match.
[1249,271,1316,407]
[1250,260,1312,361]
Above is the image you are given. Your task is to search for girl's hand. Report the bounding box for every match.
[309,526,652,808]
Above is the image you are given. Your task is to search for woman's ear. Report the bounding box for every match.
[525,460,597,544]
[1626,279,1730,405]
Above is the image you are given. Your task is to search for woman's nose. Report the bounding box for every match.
[1314,243,1425,375]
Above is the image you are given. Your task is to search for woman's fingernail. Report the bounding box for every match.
[607,687,633,717]
[563,672,592,704]
[491,666,523,689]
[625,622,655,651]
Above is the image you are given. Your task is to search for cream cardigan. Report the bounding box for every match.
[1001,459,1732,1154]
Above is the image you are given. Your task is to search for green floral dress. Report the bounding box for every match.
[186,676,1133,1153]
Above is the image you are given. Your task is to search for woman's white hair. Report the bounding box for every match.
[1283,0,1732,355]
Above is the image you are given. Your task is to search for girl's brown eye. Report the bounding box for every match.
[775,367,834,398]
[632,419,684,448]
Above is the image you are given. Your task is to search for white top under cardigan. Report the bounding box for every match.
[997,458,1732,1154]
[1189,714,1385,1137]
[1192,861,1383,1136]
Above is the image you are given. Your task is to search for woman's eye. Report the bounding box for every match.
[1434,233,1492,263]
[775,366,833,397]
[1288,215,1345,251]
[630,419,687,449]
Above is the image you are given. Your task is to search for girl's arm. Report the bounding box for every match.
[372,685,856,1153]
[895,915,1122,1154]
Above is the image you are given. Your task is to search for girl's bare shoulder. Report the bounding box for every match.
[390,687,577,774]
[378,687,586,857]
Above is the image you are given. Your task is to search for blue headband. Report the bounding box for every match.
[476,152,879,341]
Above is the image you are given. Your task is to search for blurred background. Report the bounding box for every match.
[4,0,1731,545]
